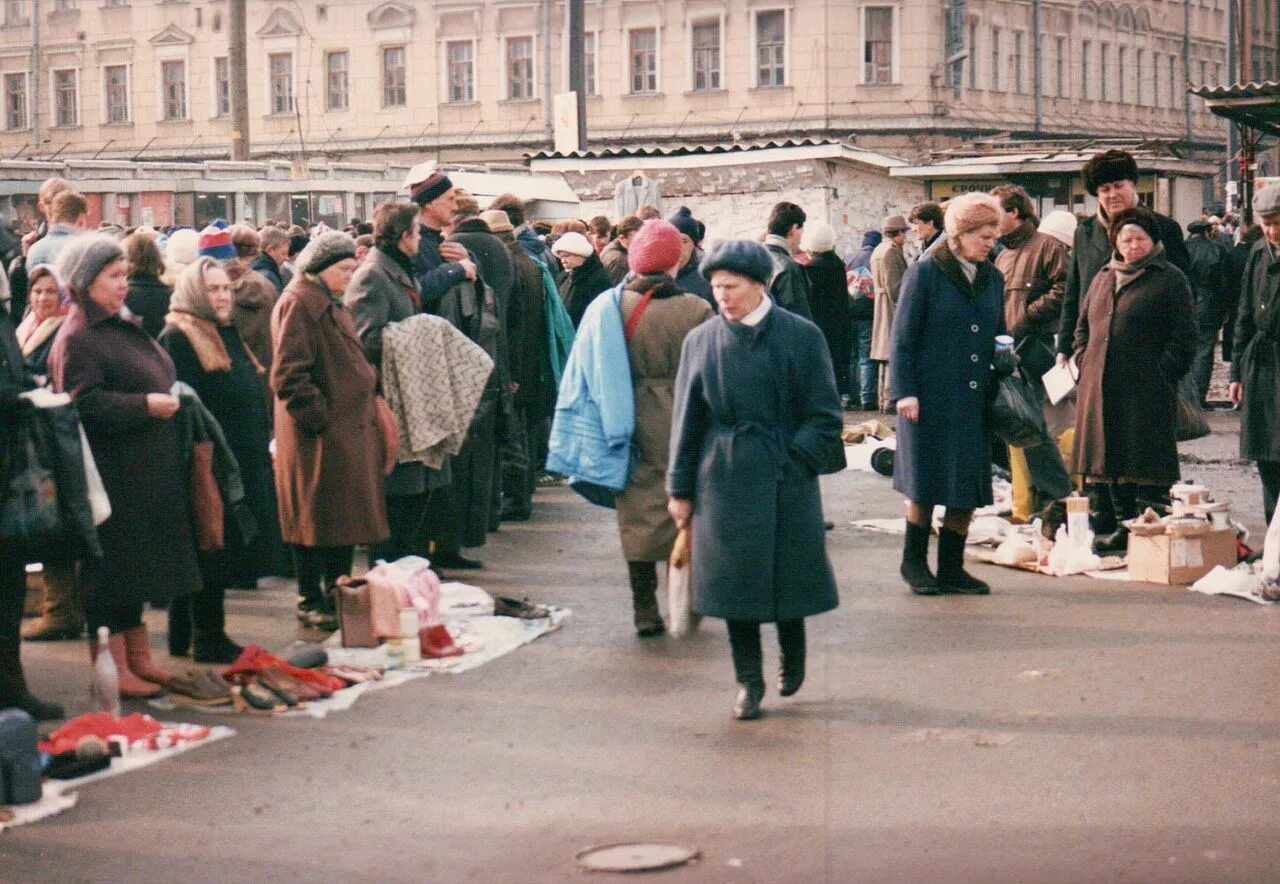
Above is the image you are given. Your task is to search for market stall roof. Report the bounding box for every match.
[527,138,907,173]
[1188,81,1280,137]
[890,148,1216,180]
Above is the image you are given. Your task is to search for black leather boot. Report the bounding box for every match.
[727,620,764,720]
[936,528,990,594]
[191,588,244,665]
[777,619,805,697]
[168,593,192,657]
[627,561,665,637]
[901,521,940,595]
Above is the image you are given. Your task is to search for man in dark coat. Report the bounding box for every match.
[668,206,714,308]
[1185,219,1229,403]
[0,306,64,720]
[800,220,853,400]
[600,215,642,284]
[251,226,289,294]
[762,201,814,320]
[1228,187,1280,522]
[1056,149,1191,362]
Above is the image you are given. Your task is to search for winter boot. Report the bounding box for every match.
[777,619,806,697]
[900,521,940,595]
[727,620,765,721]
[121,625,175,687]
[935,529,991,595]
[190,588,244,665]
[90,632,162,698]
[627,561,665,637]
[0,613,64,720]
[21,563,84,641]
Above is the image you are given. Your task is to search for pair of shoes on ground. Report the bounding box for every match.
[168,669,233,707]
[901,525,990,596]
[230,668,321,714]
[493,596,550,620]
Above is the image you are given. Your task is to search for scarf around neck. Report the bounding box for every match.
[165,310,231,373]
[1109,242,1166,291]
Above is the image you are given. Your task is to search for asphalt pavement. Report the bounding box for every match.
[3,408,1279,883]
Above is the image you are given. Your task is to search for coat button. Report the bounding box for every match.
[969,380,978,389]
[970,354,979,362]
[971,324,979,332]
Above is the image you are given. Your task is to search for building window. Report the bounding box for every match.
[968,21,978,89]
[161,59,186,120]
[1081,40,1091,100]
[1100,43,1110,101]
[326,51,348,111]
[1012,31,1024,93]
[383,46,407,106]
[4,1,29,26]
[104,64,129,124]
[756,10,786,87]
[214,56,230,117]
[269,52,293,114]
[692,20,721,91]
[629,28,657,93]
[583,31,597,96]
[1055,36,1066,97]
[1198,59,1207,86]
[1136,49,1146,105]
[53,0,74,10]
[4,72,26,130]
[1168,55,1178,107]
[863,7,894,85]
[53,69,77,126]
[990,27,1001,91]
[1154,52,1164,108]
[446,41,474,103]
[506,36,533,100]
[1119,47,1128,103]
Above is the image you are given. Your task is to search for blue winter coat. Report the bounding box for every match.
[545,284,634,491]
[889,242,1005,509]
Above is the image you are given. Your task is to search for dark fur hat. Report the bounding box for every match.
[1108,206,1161,248]
[1082,149,1139,196]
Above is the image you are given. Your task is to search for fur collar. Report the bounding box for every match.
[624,273,684,300]
[165,310,231,373]
[932,241,994,300]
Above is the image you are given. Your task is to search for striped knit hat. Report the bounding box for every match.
[197,225,236,261]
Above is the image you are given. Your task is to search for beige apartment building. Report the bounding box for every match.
[0,1,1274,170]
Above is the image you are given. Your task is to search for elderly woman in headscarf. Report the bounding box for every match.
[890,192,1006,597]
[271,231,390,629]
[50,234,203,697]
[158,257,275,663]
[667,240,843,721]
[1071,206,1195,533]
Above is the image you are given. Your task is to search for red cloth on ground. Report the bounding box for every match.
[40,712,210,755]
[222,645,346,694]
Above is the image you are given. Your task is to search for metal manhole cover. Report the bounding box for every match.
[575,842,700,873]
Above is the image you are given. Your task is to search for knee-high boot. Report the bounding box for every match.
[627,561,665,637]
[776,619,806,696]
[936,529,991,595]
[900,521,939,595]
[191,588,244,665]
[727,620,764,720]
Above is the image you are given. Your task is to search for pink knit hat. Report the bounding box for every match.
[627,220,684,275]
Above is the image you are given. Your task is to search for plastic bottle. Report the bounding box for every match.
[91,626,121,717]
[399,610,421,664]
[385,637,405,670]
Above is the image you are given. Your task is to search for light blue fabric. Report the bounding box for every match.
[545,284,634,492]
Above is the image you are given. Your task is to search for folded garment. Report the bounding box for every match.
[222,645,345,695]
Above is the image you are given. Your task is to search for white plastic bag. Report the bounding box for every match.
[79,425,111,526]
[667,527,699,638]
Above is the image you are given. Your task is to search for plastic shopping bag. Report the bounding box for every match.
[990,372,1047,449]
[667,526,700,638]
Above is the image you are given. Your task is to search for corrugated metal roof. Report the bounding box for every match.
[527,137,868,161]
[1188,81,1280,100]
[1189,81,1280,136]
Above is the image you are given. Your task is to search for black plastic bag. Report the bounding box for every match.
[1174,374,1210,442]
[0,408,61,554]
[990,372,1047,448]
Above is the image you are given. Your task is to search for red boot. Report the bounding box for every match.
[419,624,463,659]
[90,633,162,699]
[122,626,175,687]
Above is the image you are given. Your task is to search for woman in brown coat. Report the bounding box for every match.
[50,234,202,698]
[615,221,713,636]
[271,232,390,628]
[1071,206,1196,533]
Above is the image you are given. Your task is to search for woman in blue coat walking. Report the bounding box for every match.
[890,193,1006,596]
[668,241,843,721]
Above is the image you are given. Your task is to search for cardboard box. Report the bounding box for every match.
[1127,529,1237,585]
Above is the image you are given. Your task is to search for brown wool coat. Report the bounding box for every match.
[1071,254,1196,485]
[49,299,202,607]
[869,239,907,362]
[270,275,390,547]
[615,278,714,561]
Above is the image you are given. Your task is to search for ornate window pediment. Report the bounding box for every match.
[369,1,414,30]
[150,24,194,46]
[257,7,302,38]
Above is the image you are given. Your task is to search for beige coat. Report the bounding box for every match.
[615,278,713,561]
[869,239,907,362]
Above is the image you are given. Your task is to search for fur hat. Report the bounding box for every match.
[1037,210,1078,249]
[197,225,236,261]
[1253,185,1280,218]
[1108,206,1161,248]
[57,233,125,303]
[1082,149,1140,196]
[943,193,1003,238]
[550,231,594,258]
[667,206,703,243]
[699,240,773,285]
[627,220,684,275]
[800,220,836,253]
[296,231,358,276]
[166,228,200,267]
[479,209,513,234]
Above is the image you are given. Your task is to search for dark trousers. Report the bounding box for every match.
[293,544,353,608]
[850,319,876,407]
[372,493,431,564]
[503,406,547,513]
[1259,461,1280,525]
[725,619,805,684]
[1020,378,1074,507]
[1087,481,1170,534]
[1191,322,1220,404]
[0,555,29,701]
[168,587,228,651]
[429,395,497,553]
[79,556,144,632]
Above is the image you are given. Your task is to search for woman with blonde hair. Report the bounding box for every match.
[890,192,1007,596]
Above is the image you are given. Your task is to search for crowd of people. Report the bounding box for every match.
[1,147,1278,722]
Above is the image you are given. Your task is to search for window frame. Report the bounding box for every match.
[160,57,188,121]
[968,20,979,90]
[1081,39,1091,101]
[4,71,27,131]
[267,51,294,116]
[1012,30,1024,93]
[503,34,535,101]
[212,55,230,118]
[444,39,476,104]
[861,5,898,86]
[627,26,659,94]
[753,8,788,89]
[325,50,350,112]
[689,16,723,92]
[582,30,598,97]
[51,67,78,128]
[1055,35,1067,97]
[102,62,131,125]
[990,26,1001,92]
[382,45,407,107]
[3,0,29,27]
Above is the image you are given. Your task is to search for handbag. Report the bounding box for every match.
[335,577,379,648]
[189,440,224,552]
[355,566,405,640]
[1174,373,1210,442]
[667,526,701,638]
[374,396,399,476]
[0,410,60,553]
[990,372,1048,448]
